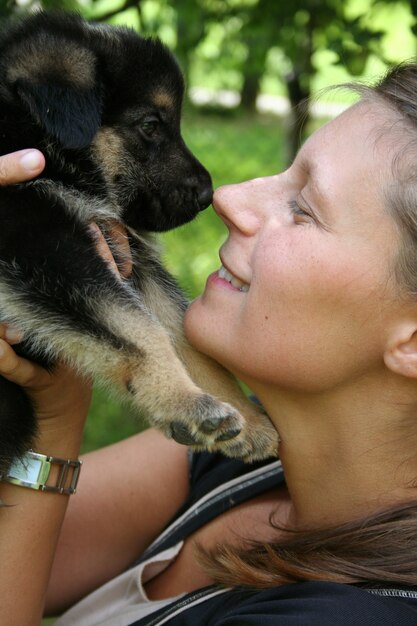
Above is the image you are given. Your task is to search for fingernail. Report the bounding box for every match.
[5,325,23,344]
[19,150,43,173]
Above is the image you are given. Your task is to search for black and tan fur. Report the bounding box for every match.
[0,11,278,474]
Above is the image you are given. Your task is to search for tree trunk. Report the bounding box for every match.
[285,72,310,164]
[240,36,269,112]
[241,72,261,112]
[283,14,315,165]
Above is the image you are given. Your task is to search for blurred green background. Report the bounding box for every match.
[2,0,417,455]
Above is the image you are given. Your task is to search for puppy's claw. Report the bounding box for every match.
[170,422,198,445]
[215,427,242,442]
[200,416,225,433]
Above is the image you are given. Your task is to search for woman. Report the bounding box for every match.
[1,64,417,625]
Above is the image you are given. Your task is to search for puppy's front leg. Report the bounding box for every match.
[83,300,250,450]
[175,339,279,462]
[135,268,279,461]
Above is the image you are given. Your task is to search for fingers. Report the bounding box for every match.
[0,338,51,390]
[0,325,92,424]
[0,150,45,185]
[89,221,133,278]
[0,323,24,345]
[89,223,121,277]
[107,221,133,278]
[0,324,52,389]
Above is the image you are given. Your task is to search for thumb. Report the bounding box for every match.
[0,149,45,185]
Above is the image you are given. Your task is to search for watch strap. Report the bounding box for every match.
[0,450,82,495]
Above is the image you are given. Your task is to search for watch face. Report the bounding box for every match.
[1,452,80,494]
[8,454,47,484]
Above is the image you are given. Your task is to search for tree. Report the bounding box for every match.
[0,0,84,20]
[211,0,384,161]
[0,0,403,162]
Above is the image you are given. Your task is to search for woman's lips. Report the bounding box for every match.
[207,266,249,292]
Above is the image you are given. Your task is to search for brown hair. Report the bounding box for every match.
[199,501,417,588]
[200,63,417,590]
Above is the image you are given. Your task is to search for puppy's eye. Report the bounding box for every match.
[140,117,159,137]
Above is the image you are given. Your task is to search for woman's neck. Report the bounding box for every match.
[251,373,417,529]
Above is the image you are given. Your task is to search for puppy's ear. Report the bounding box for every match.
[15,78,103,150]
[7,33,103,150]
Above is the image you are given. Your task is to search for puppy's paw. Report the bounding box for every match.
[149,390,279,462]
[186,407,279,462]
[218,413,280,462]
[167,392,244,446]
[169,420,241,446]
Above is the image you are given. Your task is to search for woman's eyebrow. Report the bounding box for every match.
[297,158,322,201]
[299,156,328,205]
[297,156,333,228]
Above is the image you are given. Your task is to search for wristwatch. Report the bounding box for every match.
[0,450,82,495]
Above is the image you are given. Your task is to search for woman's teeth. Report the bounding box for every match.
[218,265,249,292]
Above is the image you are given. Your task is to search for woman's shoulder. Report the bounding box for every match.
[131,451,282,567]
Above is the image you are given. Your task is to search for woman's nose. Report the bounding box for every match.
[213,180,264,236]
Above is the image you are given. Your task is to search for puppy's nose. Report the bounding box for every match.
[197,186,213,211]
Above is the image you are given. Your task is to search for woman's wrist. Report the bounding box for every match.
[32,411,87,458]
[0,412,86,501]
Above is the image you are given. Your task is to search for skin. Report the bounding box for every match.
[185,101,417,526]
[2,100,417,622]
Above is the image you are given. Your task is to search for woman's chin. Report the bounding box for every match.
[184,297,223,359]
[184,296,205,347]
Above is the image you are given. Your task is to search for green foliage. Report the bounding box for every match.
[81,386,139,452]
[0,0,84,19]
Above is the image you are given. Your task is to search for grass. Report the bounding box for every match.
[81,106,289,453]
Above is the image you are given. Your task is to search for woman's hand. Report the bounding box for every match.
[89,222,133,278]
[0,149,45,184]
[0,325,92,429]
[0,330,91,626]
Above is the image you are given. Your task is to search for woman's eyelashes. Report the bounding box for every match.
[288,199,314,224]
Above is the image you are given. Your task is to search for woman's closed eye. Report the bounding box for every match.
[288,199,314,224]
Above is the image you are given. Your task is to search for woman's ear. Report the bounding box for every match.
[384,323,417,379]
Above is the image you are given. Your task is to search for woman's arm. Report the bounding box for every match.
[0,150,85,624]
[0,334,92,626]
[0,151,190,623]
[0,333,190,623]
[46,429,190,615]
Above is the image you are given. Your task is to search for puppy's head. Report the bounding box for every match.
[0,12,213,231]
[90,23,213,232]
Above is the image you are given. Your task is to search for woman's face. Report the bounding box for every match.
[185,102,404,393]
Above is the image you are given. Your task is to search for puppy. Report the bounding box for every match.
[0,11,278,473]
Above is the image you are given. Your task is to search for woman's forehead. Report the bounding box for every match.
[298,101,400,179]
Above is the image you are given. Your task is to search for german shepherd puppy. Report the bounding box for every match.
[0,11,278,474]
